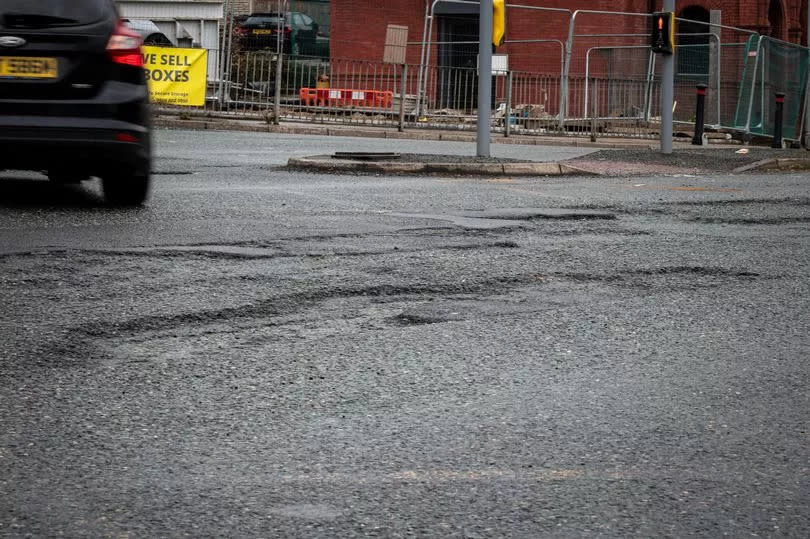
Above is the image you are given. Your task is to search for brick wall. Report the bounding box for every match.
[231,0,251,15]
[332,0,806,72]
[332,1,428,64]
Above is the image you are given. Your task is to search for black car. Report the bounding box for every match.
[236,11,320,55]
[0,0,151,205]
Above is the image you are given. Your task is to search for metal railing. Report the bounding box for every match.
[156,8,809,144]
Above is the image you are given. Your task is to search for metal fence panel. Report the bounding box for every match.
[151,10,809,144]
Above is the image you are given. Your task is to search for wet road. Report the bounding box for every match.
[1,130,809,537]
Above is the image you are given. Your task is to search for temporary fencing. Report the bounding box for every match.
[154,7,809,144]
[734,35,809,141]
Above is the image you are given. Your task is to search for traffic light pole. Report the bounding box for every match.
[478,0,493,157]
[805,0,810,148]
[661,0,674,154]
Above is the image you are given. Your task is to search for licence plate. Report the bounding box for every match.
[253,29,274,35]
[0,56,58,79]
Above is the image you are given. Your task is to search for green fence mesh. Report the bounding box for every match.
[734,35,808,140]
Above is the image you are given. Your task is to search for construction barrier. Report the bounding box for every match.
[298,87,393,108]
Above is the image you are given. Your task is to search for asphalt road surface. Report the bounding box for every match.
[1,130,808,537]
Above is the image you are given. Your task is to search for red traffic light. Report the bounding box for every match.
[651,11,675,55]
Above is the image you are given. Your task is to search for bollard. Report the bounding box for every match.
[692,83,708,146]
[398,64,407,133]
[772,92,786,148]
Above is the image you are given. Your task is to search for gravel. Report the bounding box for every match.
[569,147,810,172]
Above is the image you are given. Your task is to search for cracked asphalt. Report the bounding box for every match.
[1,129,809,537]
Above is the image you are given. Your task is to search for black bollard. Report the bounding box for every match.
[692,83,708,146]
[772,92,786,148]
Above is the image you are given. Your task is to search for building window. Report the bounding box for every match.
[768,0,785,40]
[677,6,710,76]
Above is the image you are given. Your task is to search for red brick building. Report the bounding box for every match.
[326,1,806,127]
[331,0,807,72]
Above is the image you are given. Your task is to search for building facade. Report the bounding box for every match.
[232,0,331,34]
[331,0,807,72]
[118,0,225,80]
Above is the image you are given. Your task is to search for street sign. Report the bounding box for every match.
[383,25,408,64]
[477,54,508,74]
[492,54,508,74]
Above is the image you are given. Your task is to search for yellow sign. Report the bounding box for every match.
[142,46,207,106]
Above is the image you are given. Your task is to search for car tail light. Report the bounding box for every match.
[284,25,292,34]
[107,20,144,67]
[115,133,140,143]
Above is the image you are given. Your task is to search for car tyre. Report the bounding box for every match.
[102,172,151,206]
[48,171,88,184]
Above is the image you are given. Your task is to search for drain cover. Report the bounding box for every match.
[332,152,401,161]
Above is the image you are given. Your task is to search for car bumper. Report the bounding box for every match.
[0,117,150,175]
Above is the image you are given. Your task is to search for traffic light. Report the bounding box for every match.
[493,0,506,51]
[651,11,675,55]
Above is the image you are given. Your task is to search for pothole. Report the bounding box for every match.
[456,208,617,221]
[390,208,616,230]
[666,197,810,207]
[689,216,810,225]
[555,266,762,286]
[391,305,468,326]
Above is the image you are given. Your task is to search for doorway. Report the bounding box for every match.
[436,14,478,110]
[677,5,711,76]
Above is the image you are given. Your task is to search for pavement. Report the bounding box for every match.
[153,111,741,150]
[287,154,596,176]
[154,112,810,177]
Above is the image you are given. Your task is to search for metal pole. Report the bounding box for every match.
[273,0,284,125]
[478,0,493,157]
[590,79,598,143]
[218,0,232,109]
[399,64,408,132]
[584,48,592,118]
[693,84,707,145]
[422,14,436,119]
[505,70,512,137]
[708,11,721,126]
[661,0,675,154]
[644,49,655,122]
[745,36,764,134]
[804,0,810,149]
[415,1,431,119]
[274,53,283,125]
[561,12,577,126]
[773,92,786,148]
[224,1,235,81]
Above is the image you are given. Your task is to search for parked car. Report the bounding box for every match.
[235,11,321,55]
[124,19,174,47]
[0,0,152,205]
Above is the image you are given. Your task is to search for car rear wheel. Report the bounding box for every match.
[48,171,89,184]
[102,172,151,206]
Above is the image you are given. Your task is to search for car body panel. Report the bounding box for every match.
[0,0,152,202]
[237,11,321,54]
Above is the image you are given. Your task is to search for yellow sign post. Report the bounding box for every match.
[142,46,207,106]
